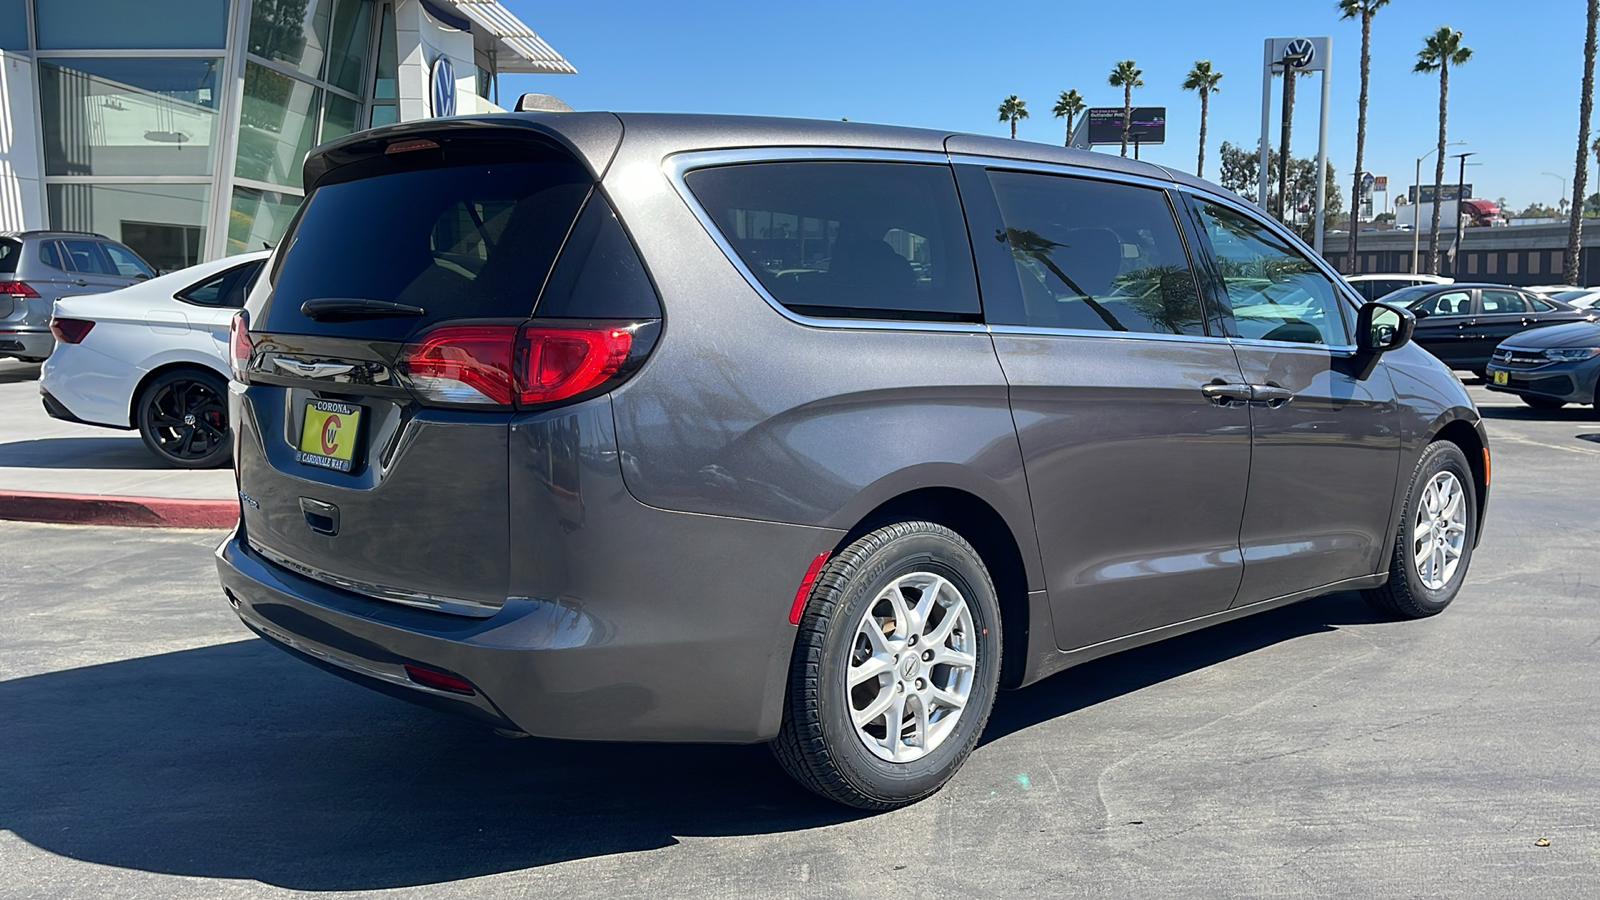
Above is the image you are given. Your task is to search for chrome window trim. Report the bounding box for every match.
[986,323,1230,346]
[1176,185,1360,353]
[662,147,988,334]
[947,154,1180,193]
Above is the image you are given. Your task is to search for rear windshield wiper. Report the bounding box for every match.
[300,297,426,322]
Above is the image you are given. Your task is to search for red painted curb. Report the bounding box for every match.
[0,490,237,528]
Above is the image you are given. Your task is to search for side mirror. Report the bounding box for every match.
[1410,306,1430,320]
[1358,301,1415,354]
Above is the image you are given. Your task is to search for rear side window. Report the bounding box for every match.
[259,146,592,339]
[684,161,980,322]
[534,193,661,320]
[984,170,1206,336]
[0,239,19,274]
[1480,290,1529,314]
[1529,297,1556,312]
[62,239,116,275]
[39,241,67,271]
[177,260,263,308]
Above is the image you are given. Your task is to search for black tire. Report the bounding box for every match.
[1521,395,1566,410]
[772,521,1002,810]
[1362,441,1477,619]
[136,369,232,469]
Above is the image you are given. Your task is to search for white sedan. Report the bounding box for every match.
[40,252,270,468]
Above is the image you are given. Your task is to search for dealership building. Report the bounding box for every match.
[0,0,572,271]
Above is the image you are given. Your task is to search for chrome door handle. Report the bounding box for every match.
[1251,384,1294,407]
[1202,382,1254,405]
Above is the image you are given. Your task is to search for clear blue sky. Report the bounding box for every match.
[500,0,1585,215]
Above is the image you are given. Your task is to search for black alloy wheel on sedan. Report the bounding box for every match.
[136,369,231,468]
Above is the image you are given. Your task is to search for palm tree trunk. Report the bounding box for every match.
[1010,116,1017,139]
[1568,0,1597,285]
[1278,70,1297,223]
[1348,11,1373,274]
[1120,86,1131,157]
[1428,64,1449,275]
[1197,90,1208,177]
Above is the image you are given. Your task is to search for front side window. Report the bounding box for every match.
[1190,199,1350,346]
[102,243,155,279]
[1479,290,1529,314]
[1413,290,1471,317]
[985,171,1205,335]
[684,161,980,322]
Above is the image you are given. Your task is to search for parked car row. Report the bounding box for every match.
[1,230,156,363]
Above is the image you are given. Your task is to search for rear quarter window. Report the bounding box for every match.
[256,145,592,340]
[684,161,980,323]
[0,239,19,274]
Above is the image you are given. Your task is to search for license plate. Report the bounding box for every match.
[297,400,362,472]
[1492,370,1509,385]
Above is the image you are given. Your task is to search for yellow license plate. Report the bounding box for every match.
[297,400,362,472]
[1492,370,1509,385]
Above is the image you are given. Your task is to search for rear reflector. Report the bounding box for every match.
[49,317,94,344]
[403,664,477,695]
[398,322,635,409]
[788,552,832,625]
[0,280,39,298]
[229,310,252,380]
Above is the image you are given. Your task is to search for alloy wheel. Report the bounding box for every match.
[1412,471,1468,591]
[146,379,228,462]
[846,571,976,763]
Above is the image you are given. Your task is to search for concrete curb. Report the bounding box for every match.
[0,490,237,528]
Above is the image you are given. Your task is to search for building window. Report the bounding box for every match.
[0,0,26,50]
[368,3,398,127]
[1487,253,1498,275]
[36,0,228,50]
[47,183,211,272]
[1529,251,1542,275]
[1553,250,1565,273]
[40,58,223,177]
[228,186,301,255]
[236,62,322,187]
[1507,252,1519,275]
[1467,252,1478,275]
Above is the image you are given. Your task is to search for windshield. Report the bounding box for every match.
[1552,290,1592,302]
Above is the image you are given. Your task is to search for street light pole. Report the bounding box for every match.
[1452,151,1477,279]
[1543,172,1567,209]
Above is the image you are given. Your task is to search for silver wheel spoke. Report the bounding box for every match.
[934,646,977,670]
[853,688,894,728]
[928,685,966,711]
[909,696,929,751]
[849,655,894,687]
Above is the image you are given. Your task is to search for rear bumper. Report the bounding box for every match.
[0,328,53,359]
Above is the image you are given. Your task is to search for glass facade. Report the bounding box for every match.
[40,58,223,176]
[48,183,211,272]
[0,0,26,50]
[228,186,301,256]
[236,61,322,187]
[36,0,228,50]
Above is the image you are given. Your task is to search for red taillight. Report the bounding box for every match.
[0,280,39,298]
[400,325,518,405]
[398,323,635,408]
[788,552,832,625]
[49,317,94,344]
[229,311,252,380]
[402,664,477,695]
[517,326,633,405]
[385,138,440,154]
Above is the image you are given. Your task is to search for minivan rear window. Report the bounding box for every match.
[684,161,980,323]
[256,147,592,339]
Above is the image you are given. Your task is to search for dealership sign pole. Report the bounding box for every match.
[1257,37,1332,252]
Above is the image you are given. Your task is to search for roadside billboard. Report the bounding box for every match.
[1086,107,1166,145]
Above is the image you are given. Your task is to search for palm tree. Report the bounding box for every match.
[1415,26,1473,275]
[998,94,1029,139]
[1181,61,1222,177]
[1052,89,1086,147]
[1108,61,1143,157]
[1567,1,1598,285]
[1340,0,1390,273]
[1275,66,1314,223]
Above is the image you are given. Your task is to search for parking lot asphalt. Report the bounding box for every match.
[0,383,1596,899]
[0,359,234,502]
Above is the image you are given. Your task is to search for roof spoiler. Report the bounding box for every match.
[513,93,574,113]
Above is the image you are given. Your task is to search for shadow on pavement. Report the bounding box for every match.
[1477,404,1599,422]
[0,362,41,385]
[0,592,1384,890]
[0,436,166,470]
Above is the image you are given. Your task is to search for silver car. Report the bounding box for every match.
[0,230,156,362]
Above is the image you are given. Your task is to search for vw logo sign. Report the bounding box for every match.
[431,55,456,117]
[1284,38,1316,67]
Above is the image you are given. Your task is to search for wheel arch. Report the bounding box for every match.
[834,485,1036,690]
[126,360,231,428]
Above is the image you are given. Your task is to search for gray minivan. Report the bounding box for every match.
[0,230,156,361]
[216,114,1489,809]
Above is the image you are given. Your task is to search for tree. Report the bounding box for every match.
[1108,61,1143,157]
[1415,26,1473,275]
[1569,1,1599,284]
[1181,61,1223,177]
[1340,0,1390,273]
[1217,141,1343,241]
[1052,89,1087,147]
[997,94,1029,139]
